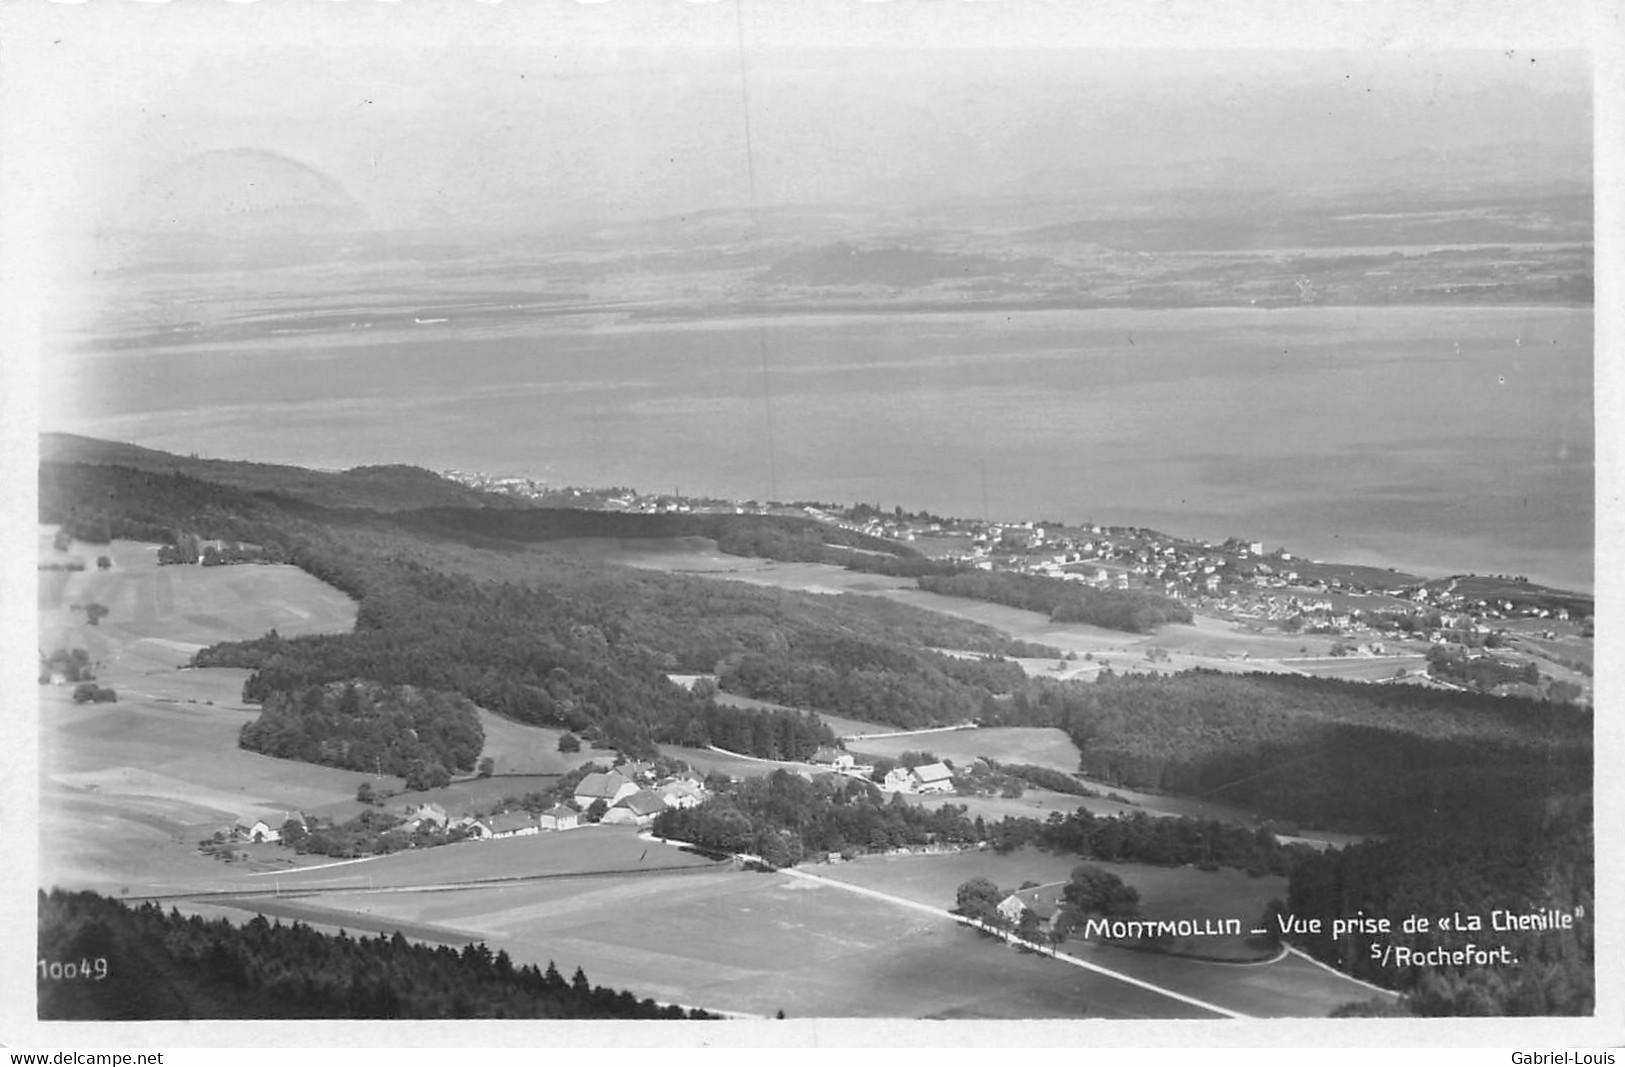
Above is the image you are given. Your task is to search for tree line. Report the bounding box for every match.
[651,700,837,761]
[651,768,1308,875]
[652,771,982,866]
[980,668,1591,838]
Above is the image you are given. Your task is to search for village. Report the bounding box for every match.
[215,744,981,868]
[439,468,1593,702]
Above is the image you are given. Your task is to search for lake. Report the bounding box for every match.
[46,303,1593,591]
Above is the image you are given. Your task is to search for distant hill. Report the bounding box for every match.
[121,147,367,236]
[40,433,518,513]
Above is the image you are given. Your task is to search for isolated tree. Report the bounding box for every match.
[356,782,375,805]
[281,819,309,849]
[954,876,1004,922]
[585,798,609,823]
[1064,864,1141,919]
[95,555,112,571]
[477,757,495,778]
[558,733,581,754]
[405,761,449,792]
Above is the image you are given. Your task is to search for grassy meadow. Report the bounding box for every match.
[39,531,371,891]
[292,869,1217,1019]
[848,727,1081,774]
[256,823,718,893]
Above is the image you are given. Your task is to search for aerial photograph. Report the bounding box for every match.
[8,0,1609,1047]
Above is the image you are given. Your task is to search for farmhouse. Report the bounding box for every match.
[574,771,638,809]
[881,767,916,793]
[400,802,449,828]
[234,811,291,843]
[997,885,1066,930]
[603,789,667,827]
[659,778,707,809]
[453,816,492,839]
[617,761,656,782]
[487,811,539,839]
[810,746,856,771]
[911,762,956,794]
[539,804,579,831]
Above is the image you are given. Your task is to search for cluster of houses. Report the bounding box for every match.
[228,764,716,848]
[803,747,958,796]
[433,472,1591,647]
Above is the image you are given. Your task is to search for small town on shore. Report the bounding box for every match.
[440,467,1593,678]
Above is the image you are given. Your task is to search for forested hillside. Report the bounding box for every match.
[40,449,1046,758]
[973,669,1591,837]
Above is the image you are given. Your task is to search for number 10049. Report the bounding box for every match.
[38,958,109,981]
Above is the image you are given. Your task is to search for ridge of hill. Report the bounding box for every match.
[41,433,523,513]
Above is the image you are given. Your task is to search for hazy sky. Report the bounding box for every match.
[0,1,1602,237]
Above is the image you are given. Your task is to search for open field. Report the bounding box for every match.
[816,848,1285,938]
[256,823,717,893]
[1066,942,1392,1018]
[39,530,371,893]
[848,727,1081,774]
[285,869,1217,1018]
[658,744,795,780]
[816,711,902,737]
[814,849,1381,1014]
[374,773,570,820]
[666,560,1351,677]
[1291,655,1429,682]
[40,683,396,892]
[39,532,359,661]
[713,692,897,740]
[197,898,485,947]
[472,708,604,776]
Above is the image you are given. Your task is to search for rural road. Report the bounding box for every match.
[837,724,979,741]
[706,745,825,770]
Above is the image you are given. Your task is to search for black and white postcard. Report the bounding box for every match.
[3,0,1617,1052]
